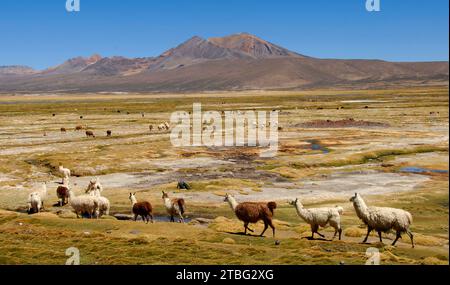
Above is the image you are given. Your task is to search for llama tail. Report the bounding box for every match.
[177,199,186,215]
[267,201,277,215]
[336,206,344,215]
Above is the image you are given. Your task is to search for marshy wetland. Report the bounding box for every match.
[0,88,448,265]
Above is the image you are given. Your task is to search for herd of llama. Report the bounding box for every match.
[25,165,414,248]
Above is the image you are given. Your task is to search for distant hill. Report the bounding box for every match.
[0,33,448,93]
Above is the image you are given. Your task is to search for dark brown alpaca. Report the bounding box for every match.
[86,130,95,138]
[129,193,153,223]
[106,130,112,137]
[57,185,70,206]
[60,127,67,133]
[162,191,186,223]
[75,125,83,131]
[224,194,276,237]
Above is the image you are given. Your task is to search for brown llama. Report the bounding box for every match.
[224,193,277,237]
[129,193,154,223]
[86,130,95,138]
[57,185,70,206]
[106,130,112,137]
[162,191,186,223]
[75,125,83,131]
[60,127,67,133]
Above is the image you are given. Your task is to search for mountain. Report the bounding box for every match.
[0,65,37,76]
[0,33,448,93]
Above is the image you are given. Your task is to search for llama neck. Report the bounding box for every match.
[227,196,238,211]
[163,197,172,209]
[353,196,370,221]
[130,196,137,206]
[294,201,313,221]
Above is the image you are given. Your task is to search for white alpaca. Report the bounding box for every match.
[68,189,99,219]
[86,183,109,218]
[27,182,47,212]
[163,122,170,130]
[27,192,42,214]
[289,198,343,240]
[350,193,414,248]
[59,165,71,183]
[85,177,103,195]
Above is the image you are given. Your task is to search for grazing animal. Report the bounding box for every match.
[162,191,186,223]
[149,125,154,132]
[58,165,71,183]
[75,125,83,131]
[27,192,42,214]
[350,193,414,248]
[106,130,112,137]
[129,193,153,223]
[163,122,170,130]
[177,179,191,190]
[86,130,95,138]
[67,189,99,219]
[224,193,276,237]
[289,198,343,240]
[85,178,103,196]
[158,124,166,131]
[56,184,70,206]
[60,127,67,133]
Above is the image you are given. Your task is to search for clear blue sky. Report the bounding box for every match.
[0,0,448,69]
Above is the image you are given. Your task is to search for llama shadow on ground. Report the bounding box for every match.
[225,231,267,238]
[302,236,332,242]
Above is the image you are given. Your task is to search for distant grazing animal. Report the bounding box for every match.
[129,193,153,223]
[162,191,186,223]
[60,127,67,133]
[164,122,170,130]
[141,113,145,118]
[52,113,56,117]
[80,116,83,119]
[224,193,276,237]
[289,198,343,240]
[177,180,191,190]
[68,189,99,219]
[43,131,47,137]
[75,125,83,131]
[106,130,112,137]
[158,124,166,131]
[58,165,71,183]
[85,178,103,196]
[86,130,95,138]
[149,125,154,132]
[56,184,70,206]
[27,192,42,214]
[350,193,414,248]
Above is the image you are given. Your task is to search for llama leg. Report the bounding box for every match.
[244,222,248,235]
[268,219,275,238]
[150,214,154,224]
[363,227,372,243]
[142,215,147,223]
[315,231,325,238]
[134,214,138,221]
[406,230,414,248]
[338,228,342,240]
[170,215,175,222]
[178,213,184,223]
[311,225,317,239]
[378,231,383,243]
[260,221,269,237]
[392,231,402,246]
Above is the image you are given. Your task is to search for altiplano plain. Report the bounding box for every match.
[0,88,448,265]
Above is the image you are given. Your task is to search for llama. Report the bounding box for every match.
[60,127,67,133]
[68,189,99,219]
[224,193,276,237]
[149,125,154,132]
[27,192,42,214]
[289,198,343,240]
[129,193,153,223]
[58,165,71,183]
[56,184,70,206]
[158,124,166,131]
[163,122,170,130]
[162,191,186,223]
[350,193,414,248]
[106,130,112,137]
[86,130,95,138]
[75,125,83,131]
[85,178,103,196]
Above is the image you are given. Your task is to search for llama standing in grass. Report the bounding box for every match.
[162,191,186,223]
[85,179,109,217]
[129,193,153,223]
[350,193,414,248]
[57,184,70,206]
[58,165,71,184]
[68,189,99,219]
[86,130,95,138]
[27,192,42,214]
[224,193,276,237]
[85,178,103,196]
[289,198,343,240]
